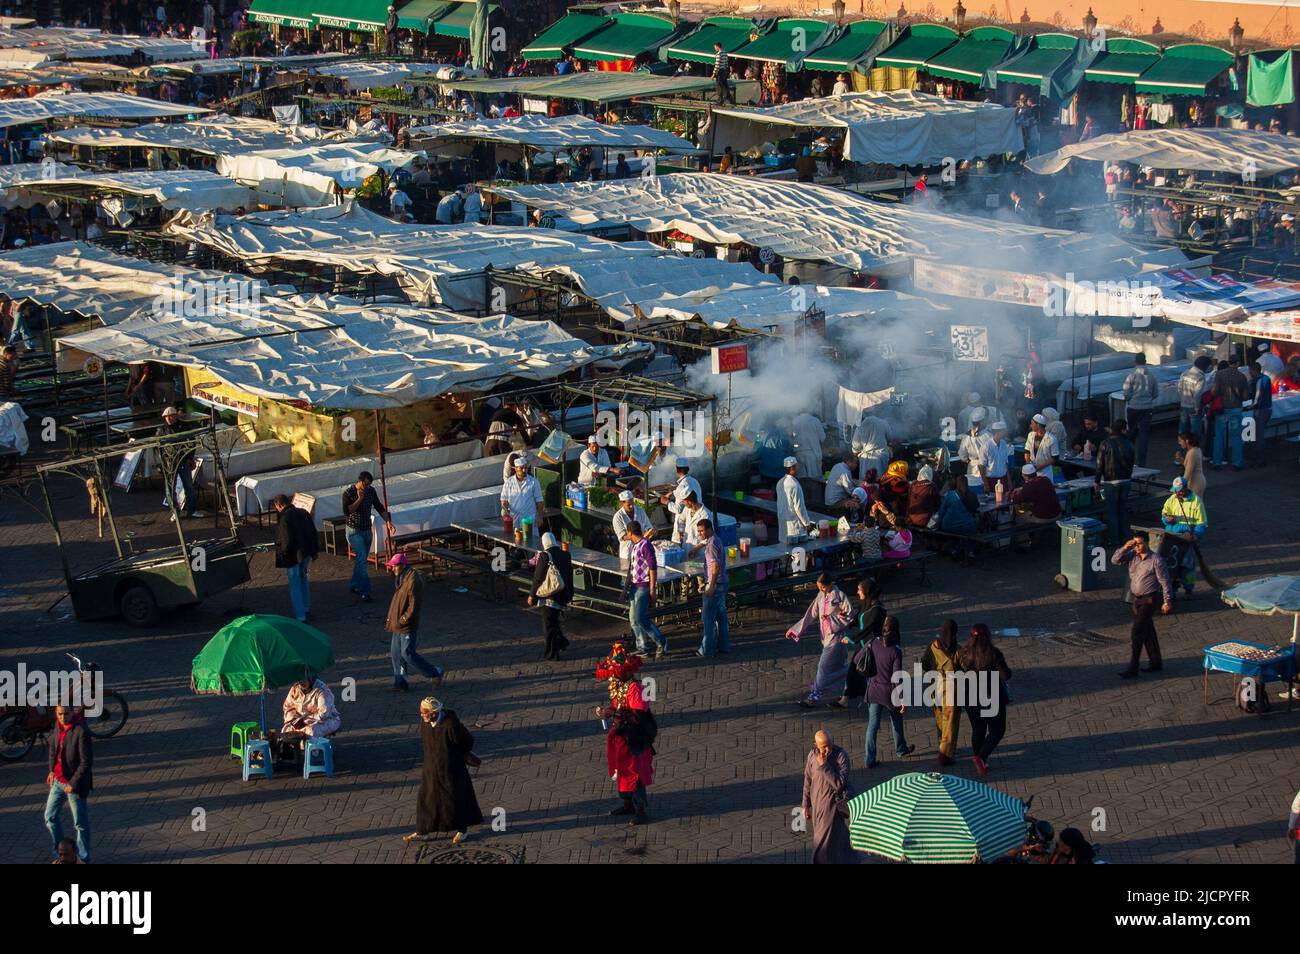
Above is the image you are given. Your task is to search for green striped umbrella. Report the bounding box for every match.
[847,772,1027,863]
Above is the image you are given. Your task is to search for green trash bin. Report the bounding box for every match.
[1057,517,1107,592]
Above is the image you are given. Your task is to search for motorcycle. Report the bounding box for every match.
[0,652,129,761]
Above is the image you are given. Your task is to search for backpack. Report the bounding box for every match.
[1237,677,1270,714]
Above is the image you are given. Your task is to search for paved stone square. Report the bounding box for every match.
[1,430,1297,864]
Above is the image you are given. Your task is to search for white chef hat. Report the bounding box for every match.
[1021,463,1036,476]
[586,434,600,445]
[970,407,987,424]
[1032,413,1048,426]
[618,490,634,501]
[675,457,689,468]
[991,420,1007,431]
[967,391,981,404]
[783,456,798,468]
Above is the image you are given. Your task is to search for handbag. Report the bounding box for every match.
[536,558,566,599]
[852,638,879,678]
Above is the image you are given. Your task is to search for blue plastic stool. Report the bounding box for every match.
[302,737,334,779]
[242,739,273,781]
[230,721,260,760]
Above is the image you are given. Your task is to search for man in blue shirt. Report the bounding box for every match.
[1248,360,1273,467]
[689,519,729,658]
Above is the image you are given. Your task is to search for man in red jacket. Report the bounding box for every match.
[45,705,92,863]
[1010,463,1061,550]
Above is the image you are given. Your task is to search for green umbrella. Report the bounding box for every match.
[191,615,335,732]
[847,772,1027,864]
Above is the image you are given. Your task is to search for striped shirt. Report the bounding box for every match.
[713,49,729,75]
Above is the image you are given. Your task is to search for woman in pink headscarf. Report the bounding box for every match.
[787,572,855,709]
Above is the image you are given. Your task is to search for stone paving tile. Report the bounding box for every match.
[1,429,1298,863]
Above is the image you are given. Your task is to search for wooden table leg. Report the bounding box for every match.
[1203,669,1208,706]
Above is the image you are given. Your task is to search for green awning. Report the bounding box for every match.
[572,13,678,63]
[395,0,449,30]
[522,12,611,60]
[730,18,831,64]
[248,0,315,29]
[802,19,886,71]
[311,0,388,31]
[994,33,1075,84]
[432,0,498,39]
[874,24,957,68]
[664,16,755,64]
[1134,43,1233,95]
[921,27,1013,82]
[1084,37,1160,84]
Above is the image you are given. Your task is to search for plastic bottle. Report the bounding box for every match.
[994,481,1004,505]
[1082,440,1093,461]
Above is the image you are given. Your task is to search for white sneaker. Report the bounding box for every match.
[186,511,207,518]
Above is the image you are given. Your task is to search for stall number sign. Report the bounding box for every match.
[950,325,989,363]
[710,343,750,375]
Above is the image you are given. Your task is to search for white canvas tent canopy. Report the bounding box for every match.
[0,241,271,326]
[163,203,944,328]
[0,91,209,129]
[1026,128,1300,176]
[435,72,717,103]
[491,173,1165,275]
[3,168,253,213]
[216,141,424,207]
[312,61,468,90]
[0,28,205,63]
[0,160,82,206]
[53,291,651,410]
[408,115,697,154]
[710,91,1022,166]
[47,115,351,157]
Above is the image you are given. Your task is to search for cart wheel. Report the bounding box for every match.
[119,585,161,628]
[0,714,34,761]
[85,691,129,739]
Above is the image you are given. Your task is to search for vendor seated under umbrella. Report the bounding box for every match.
[274,675,341,759]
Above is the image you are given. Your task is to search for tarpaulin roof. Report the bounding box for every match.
[247,0,316,29]
[47,114,347,156]
[0,62,94,87]
[310,0,389,32]
[313,60,469,89]
[801,19,887,72]
[920,25,1015,83]
[395,0,451,30]
[3,168,252,212]
[874,23,957,68]
[729,18,832,65]
[572,12,680,63]
[1084,37,1160,84]
[1134,43,1233,95]
[435,71,716,102]
[432,1,499,39]
[665,16,758,65]
[408,114,697,152]
[0,160,82,207]
[217,140,423,206]
[994,32,1079,87]
[1026,127,1300,176]
[522,12,610,59]
[0,27,206,62]
[710,90,1021,165]
[0,91,209,129]
[490,173,1160,275]
[0,241,266,326]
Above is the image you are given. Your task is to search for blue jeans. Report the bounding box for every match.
[347,529,372,597]
[1099,479,1130,546]
[866,703,908,766]
[699,577,729,656]
[1177,408,1201,443]
[629,584,666,653]
[1249,407,1271,464]
[1214,407,1244,467]
[286,556,311,621]
[44,782,90,862]
[390,630,440,687]
[175,460,198,516]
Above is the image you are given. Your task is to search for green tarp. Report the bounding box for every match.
[522,12,611,60]
[395,0,449,30]
[874,24,957,68]
[191,615,335,696]
[664,17,755,64]
[1134,43,1233,95]
[1084,38,1160,84]
[1248,50,1295,107]
[729,18,830,64]
[921,27,1013,83]
[572,13,678,63]
[432,0,498,38]
[248,0,315,29]
[995,33,1075,85]
[311,0,388,31]
[802,19,886,72]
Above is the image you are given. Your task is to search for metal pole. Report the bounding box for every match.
[39,470,76,595]
[101,364,111,445]
[90,457,124,560]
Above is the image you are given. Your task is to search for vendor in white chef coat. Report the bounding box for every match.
[500,454,544,528]
[776,456,815,545]
[659,457,702,543]
[578,434,612,487]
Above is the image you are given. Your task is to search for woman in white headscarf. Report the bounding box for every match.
[1041,407,1069,451]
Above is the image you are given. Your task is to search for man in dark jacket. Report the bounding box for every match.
[1211,356,1250,469]
[1094,418,1136,545]
[527,531,573,661]
[385,553,442,691]
[45,705,92,863]
[273,494,319,622]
